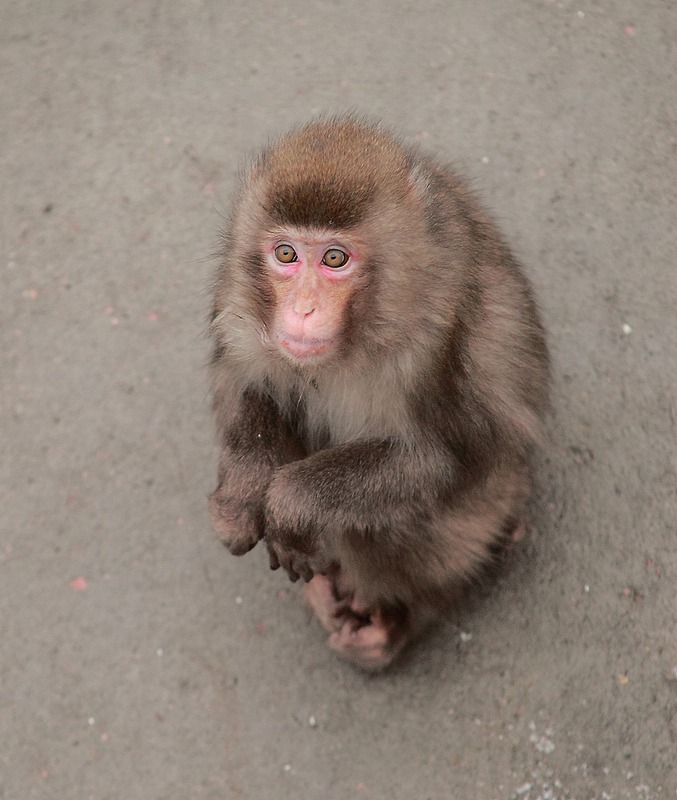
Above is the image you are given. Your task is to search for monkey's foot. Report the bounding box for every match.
[305,575,410,670]
[304,574,353,633]
[328,609,409,672]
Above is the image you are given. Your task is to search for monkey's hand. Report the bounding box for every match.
[209,488,265,556]
[264,471,333,583]
[209,385,306,556]
[265,531,316,584]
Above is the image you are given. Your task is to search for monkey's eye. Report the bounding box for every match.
[322,248,349,269]
[274,244,298,264]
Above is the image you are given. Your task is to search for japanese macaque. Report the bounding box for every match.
[208,117,549,671]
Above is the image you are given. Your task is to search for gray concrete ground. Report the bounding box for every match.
[1,1,675,798]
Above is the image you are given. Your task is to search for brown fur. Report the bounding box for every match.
[209,116,549,670]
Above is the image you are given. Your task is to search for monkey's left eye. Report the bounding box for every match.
[274,244,298,263]
[322,248,349,269]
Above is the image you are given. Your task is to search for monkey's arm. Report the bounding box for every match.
[265,439,455,581]
[210,385,304,556]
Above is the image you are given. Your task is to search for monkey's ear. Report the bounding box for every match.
[406,162,431,203]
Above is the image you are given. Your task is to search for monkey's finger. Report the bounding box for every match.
[286,551,314,582]
[270,545,300,581]
[286,565,300,583]
[267,542,281,570]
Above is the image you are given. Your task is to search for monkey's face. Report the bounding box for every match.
[263,227,364,366]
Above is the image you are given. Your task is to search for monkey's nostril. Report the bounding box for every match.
[292,302,315,318]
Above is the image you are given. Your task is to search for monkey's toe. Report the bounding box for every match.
[304,574,358,633]
[327,610,408,672]
[305,575,343,632]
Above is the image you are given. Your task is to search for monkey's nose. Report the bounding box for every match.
[294,304,315,319]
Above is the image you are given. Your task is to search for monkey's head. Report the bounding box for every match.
[221,117,441,372]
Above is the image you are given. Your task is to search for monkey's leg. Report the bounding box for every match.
[324,464,531,671]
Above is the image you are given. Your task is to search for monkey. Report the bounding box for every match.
[208,116,549,671]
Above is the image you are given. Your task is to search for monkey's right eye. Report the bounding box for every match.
[274,245,298,264]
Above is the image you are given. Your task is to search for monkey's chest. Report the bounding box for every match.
[297,381,411,448]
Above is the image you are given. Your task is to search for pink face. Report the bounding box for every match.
[264,232,362,363]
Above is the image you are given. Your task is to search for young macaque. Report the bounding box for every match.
[208,117,549,670]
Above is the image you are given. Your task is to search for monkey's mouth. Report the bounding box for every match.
[277,332,334,361]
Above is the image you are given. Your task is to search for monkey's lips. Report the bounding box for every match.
[277,332,334,361]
